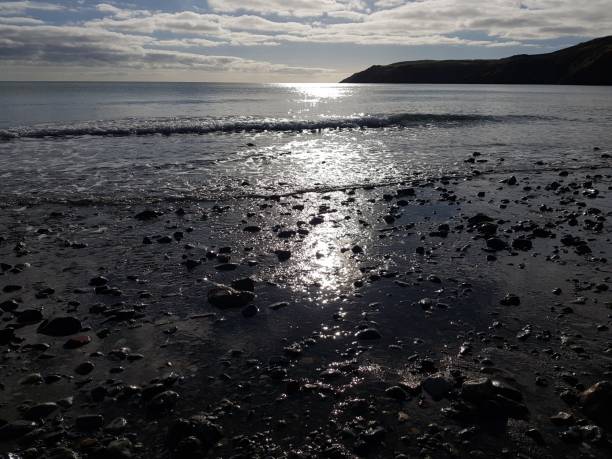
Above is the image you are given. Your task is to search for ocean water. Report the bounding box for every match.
[0,82,611,203]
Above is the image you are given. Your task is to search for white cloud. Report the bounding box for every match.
[208,0,367,18]
[0,23,332,74]
[0,1,65,15]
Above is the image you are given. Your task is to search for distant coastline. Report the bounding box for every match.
[341,36,612,85]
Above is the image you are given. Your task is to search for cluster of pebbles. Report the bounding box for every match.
[0,153,611,458]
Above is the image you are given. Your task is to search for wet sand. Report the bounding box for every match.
[0,155,611,458]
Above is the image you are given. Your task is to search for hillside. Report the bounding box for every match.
[340,36,612,85]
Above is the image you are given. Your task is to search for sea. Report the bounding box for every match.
[0,82,611,204]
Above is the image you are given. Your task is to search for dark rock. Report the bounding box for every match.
[75,361,95,375]
[512,238,533,251]
[486,238,507,251]
[63,335,91,349]
[500,294,520,306]
[579,381,612,427]
[274,250,291,261]
[149,390,179,412]
[37,316,82,336]
[231,278,255,292]
[0,420,37,441]
[468,213,494,225]
[134,210,160,221]
[355,328,381,340]
[385,386,408,400]
[75,414,104,431]
[422,376,453,401]
[269,301,289,311]
[89,276,108,287]
[207,285,254,308]
[25,402,59,420]
[241,304,259,318]
[16,309,43,324]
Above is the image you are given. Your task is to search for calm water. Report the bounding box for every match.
[0,82,611,203]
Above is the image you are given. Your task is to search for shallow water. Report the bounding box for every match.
[0,82,611,202]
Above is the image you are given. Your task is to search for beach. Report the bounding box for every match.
[1,156,611,457]
[0,83,611,458]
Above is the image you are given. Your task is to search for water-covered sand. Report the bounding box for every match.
[1,151,611,458]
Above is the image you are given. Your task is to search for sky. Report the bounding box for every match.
[0,0,610,82]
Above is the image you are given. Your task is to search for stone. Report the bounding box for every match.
[64,335,91,349]
[75,414,104,431]
[385,386,408,400]
[486,238,507,251]
[355,328,381,340]
[231,278,255,292]
[579,381,612,427]
[89,276,108,287]
[512,238,533,251]
[422,376,453,401]
[0,420,37,441]
[207,285,254,309]
[500,294,520,306]
[37,316,82,336]
[134,210,159,220]
[25,402,59,420]
[75,361,95,375]
[241,304,258,318]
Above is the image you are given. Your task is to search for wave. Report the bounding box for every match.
[0,113,534,141]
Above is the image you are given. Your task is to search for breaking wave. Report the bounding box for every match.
[0,113,533,141]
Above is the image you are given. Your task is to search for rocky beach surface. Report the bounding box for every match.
[0,151,611,458]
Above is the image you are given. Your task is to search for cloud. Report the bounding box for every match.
[207,0,367,18]
[0,23,332,74]
[0,1,65,15]
[83,1,612,50]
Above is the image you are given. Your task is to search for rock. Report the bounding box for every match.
[0,327,15,345]
[167,416,223,454]
[461,378,496,402]
[2,285,22,293]
[75,361,95,375]
[486,238,507,251]
[269,301,289,311]
[37,316,82,336]
[207,285,254,309]
[64,335,91,349]
[75,414,104,431]
[149,390,179,412]
[243,225,261,233]
[241,304,258,318]
[105,417,128,433]
[25,402,59,420]
[422,376,453,401]
[16,309,43,323]
[105,438,133,458]
[134,210,159,220]
[0,299,19,312]
[468,213,494,225]
[355,328,381,340]
[0,420,37,441]
[500,293,520,306]
[214,263,238,271]
[231,277,255,292]
[579,381,612,427]
[352,245,364,254]
[512,238,533,251]
[274,250,291,261]
[385,386,408,400]
[550,411,574,426]
[19,373,44,385]
[89,276,108,287]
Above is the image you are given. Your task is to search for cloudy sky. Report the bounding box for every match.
[0,0,610,82]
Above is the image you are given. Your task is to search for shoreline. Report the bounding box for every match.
[1,158,611,458]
